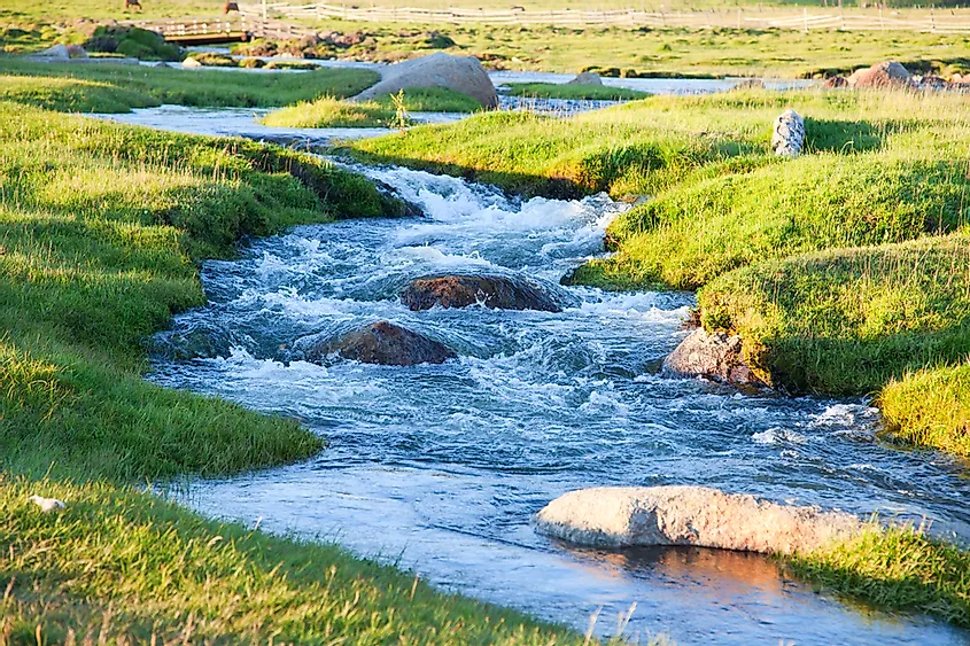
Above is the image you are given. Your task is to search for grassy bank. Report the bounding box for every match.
[1,478,588,644]
[505,82,650,101]
[0,101,588,643]
[697,235,970,395]
[262,88,482,128]
[790,525,970,627]
[0,59,379,111]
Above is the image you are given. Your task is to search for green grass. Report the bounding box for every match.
[373,86,483,112]
[263,88,481,129]
[696,235,970,395]
[0,477,592,644]
[0,101,594,643]
[347,107,726,198]
[880,364,970,457]
[580,146,970,291]
[790,525,970,627]
[505,82,650,101]
[263,96,399,128]
[0,101,407,480]
[251,19,970,79]
[0,59,380,112]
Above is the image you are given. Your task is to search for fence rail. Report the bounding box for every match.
[239,2,970,32]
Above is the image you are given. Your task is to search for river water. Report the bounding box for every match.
[145,160,970,644]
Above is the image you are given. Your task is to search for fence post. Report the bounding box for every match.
[803,7,808,32]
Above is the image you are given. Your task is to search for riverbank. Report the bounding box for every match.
[0,101,591,643]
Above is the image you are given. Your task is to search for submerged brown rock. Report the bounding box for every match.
[535,486,863,555]
[663,327,763,387]
[300,321,456,366]
[401,274,562,312]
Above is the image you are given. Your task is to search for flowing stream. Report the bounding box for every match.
[147,162,970,644]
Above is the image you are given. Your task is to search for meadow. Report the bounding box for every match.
[1,0,969,632]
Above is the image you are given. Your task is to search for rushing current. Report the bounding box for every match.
[151,164,970,644]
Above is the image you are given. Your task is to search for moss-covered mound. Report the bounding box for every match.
[577,150,970,290]
[696,235,970,396]
[84,25,182,61]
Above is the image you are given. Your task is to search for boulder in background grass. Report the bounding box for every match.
[567,71,603,86]
[847,61,912,89]
[355,52,498,108]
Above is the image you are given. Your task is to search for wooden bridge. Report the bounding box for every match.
[131,16,314,45]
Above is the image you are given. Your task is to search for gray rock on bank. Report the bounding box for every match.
[354,52,498,108]
[296,321,456,366]
[27,44,87,61]
[663,327,763,387]
[567,71,603,86]
[772,108,805,158]
[535,486,862,555]
[401,274,563,312]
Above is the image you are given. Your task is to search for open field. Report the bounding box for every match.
[3,0,970,77]
[231,20,970,78]
[1,13,970,636]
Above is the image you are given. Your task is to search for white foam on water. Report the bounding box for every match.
[810,403,878,428]
[752,427,808,446]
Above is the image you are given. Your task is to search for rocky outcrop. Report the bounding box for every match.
[401,274,562,312]
[847,61,912,89]
[535,486,862,555]
[663,327,762,387]
[771,108,805,158]
[822,76,849,89]
[297,321,456,366]
[354,52,498,108]
[567,71,603,86]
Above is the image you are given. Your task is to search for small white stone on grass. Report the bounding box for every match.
[772,108,805,158]
[29,495,66,513]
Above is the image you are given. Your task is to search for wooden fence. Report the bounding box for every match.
[239,2,970,33]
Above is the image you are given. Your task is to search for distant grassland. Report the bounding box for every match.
[0,59,379,111]
[261,20,970,78]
